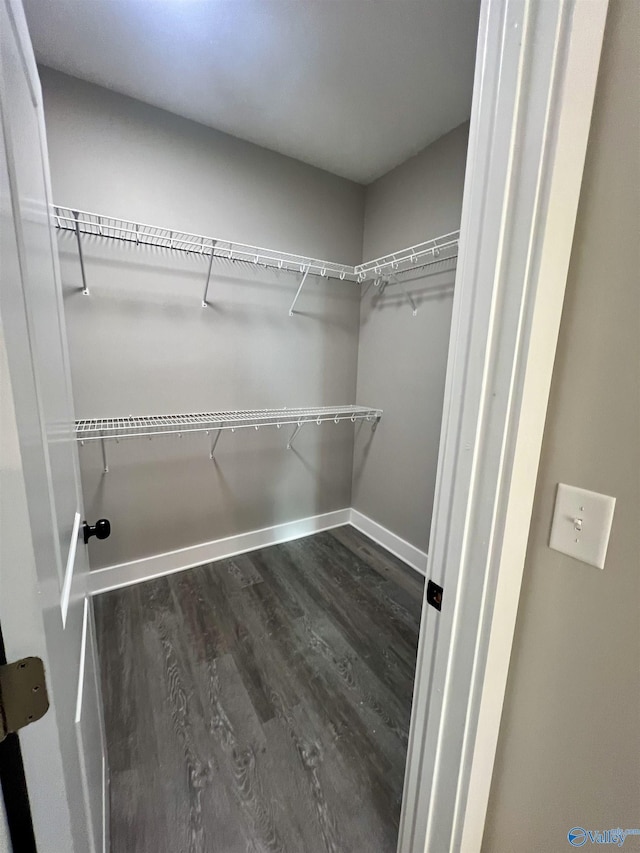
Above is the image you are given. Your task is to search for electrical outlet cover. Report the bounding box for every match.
[549,483,616,569]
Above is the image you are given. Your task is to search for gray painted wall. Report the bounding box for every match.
[353,123,469,553]
[40,68,365,568]
[483,1,640,848]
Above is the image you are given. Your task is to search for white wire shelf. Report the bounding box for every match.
[75,404,381,440]
[76,405,382,472]
[54,205,358,281]
[53,204,459,314]
[354,230,460,281]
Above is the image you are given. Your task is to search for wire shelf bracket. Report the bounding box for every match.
[289,265,311,316]
[100,438,108,473]
[72,210,90,295]
[387,272,418,316]
[287,422,303,450]
[201,247,216,308]
[209,428,223,460]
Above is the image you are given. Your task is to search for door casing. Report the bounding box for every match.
[398,1,609,850]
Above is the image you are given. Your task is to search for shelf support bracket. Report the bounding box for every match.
[73,210,89,295]
[389,273,418,316]
[287,423,303,450]
[202,247,216,308]
[289,266,311,316]
[209,429,222,460]
[100,438,108,474]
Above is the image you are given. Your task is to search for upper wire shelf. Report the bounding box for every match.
[53,204,459,314]
[54,206,358,282]
[354,230,460,281]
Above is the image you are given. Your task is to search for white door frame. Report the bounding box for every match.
[399,1,609,850]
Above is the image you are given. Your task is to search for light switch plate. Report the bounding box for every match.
[549,484,616,569]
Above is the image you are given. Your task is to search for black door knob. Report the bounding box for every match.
[83,518,111,545]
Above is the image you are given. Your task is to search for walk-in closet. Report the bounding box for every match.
[3,1,481,850]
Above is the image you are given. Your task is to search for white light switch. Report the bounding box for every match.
[549,484,616,569]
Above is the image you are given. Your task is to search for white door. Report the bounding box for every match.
[0,0,108,850]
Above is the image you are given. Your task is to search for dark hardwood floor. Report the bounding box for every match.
[94,525,424,853]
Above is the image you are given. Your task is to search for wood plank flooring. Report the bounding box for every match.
[94,525,424,853]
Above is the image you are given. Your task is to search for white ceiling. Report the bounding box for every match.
[24,0,480,184]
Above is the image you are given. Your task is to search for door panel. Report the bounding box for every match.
[1,0,81,591]
[0,1,107,850]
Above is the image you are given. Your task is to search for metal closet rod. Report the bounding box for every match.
[52,205,460,312]
[75,405,383,473]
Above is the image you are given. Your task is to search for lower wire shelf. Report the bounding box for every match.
[75,405,382,472]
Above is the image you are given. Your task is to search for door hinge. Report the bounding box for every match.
[426,579,443,611]
[0,657,49,742]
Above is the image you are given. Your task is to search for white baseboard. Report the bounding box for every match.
[88,508,351,595]
[75,597,89,724]
[88,506,428,595]
[349,509,428,576]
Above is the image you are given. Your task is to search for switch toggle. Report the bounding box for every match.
[549,484,616,569]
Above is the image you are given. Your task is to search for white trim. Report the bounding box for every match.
[88,509,427,596]
[349,510,427,576]
[87,604,109,853]
[73,598,109,853]
[101,753,108,853]
[74,729,98,853]
[61,509,81,627]
[398,1,609,851]
[88,508,351,595]
[74,596,89,724]
[459,3,609,848]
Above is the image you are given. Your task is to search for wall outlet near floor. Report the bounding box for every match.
[549,483,616,569]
